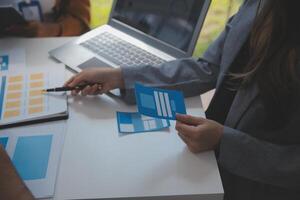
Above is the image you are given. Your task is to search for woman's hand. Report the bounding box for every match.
[5,21,61,37]
[64,67,125,96]
[176,114,224,153]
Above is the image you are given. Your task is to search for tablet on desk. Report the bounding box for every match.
[0,6,26,31]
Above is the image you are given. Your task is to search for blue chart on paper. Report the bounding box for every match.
[0,55,9,71]
[117,112,170,134]
[0,76,6,120]
[0,137,8,149]
[135,83,186,120]
[12,135,53,180]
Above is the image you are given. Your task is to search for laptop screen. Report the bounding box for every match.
[111,0,207,52]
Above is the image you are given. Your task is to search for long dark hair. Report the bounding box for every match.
[236,0,300,128]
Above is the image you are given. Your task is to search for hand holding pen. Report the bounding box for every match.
[44,68,125,96]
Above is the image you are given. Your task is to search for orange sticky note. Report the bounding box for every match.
[4,110,20,118]
[29,90,43,97]
[29,98,43,106]
[30,81,44,88]
[6,92,22,99]
[29,107,43,114]
[7,84,22,91]
[8,76,23,83]
[5,101,21,109]
[30,73,44,80]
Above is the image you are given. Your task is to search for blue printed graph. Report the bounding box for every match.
[0,76,6,120]
[0,55,9,71]
[0,137,8,149]
[12,135,53,180]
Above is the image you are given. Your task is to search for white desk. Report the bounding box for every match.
[0,38,223,200]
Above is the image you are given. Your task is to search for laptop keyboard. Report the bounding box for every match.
[80,32,166,67]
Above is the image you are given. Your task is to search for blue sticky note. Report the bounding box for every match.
[117,112,170,134]
[0,55,9,71]
[135,83,186,120]
[0,137,8,149]
[12,135,52,180]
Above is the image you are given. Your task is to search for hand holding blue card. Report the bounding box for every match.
[135,83,186,120]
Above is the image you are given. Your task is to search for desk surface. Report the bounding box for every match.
[0,38,223,200]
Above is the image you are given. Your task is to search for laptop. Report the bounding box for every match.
[49,0,211,72]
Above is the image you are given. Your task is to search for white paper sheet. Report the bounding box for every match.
[0,68,67,126]
[0,121,66,198]
[0,48,26,73]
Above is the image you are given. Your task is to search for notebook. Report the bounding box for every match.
[0,68,68,129]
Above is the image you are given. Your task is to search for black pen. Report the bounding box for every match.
[42,84,102,93]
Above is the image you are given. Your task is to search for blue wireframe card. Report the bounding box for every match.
[135,83,186,120]
[117,112,170,134]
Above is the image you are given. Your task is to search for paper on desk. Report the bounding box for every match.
[0,68,68,127]
[135,83,186,120]
[0,121,66,198]
[117,112,170,135]
[0,48,26,72]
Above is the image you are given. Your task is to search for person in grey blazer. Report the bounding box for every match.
[65,0,300,199]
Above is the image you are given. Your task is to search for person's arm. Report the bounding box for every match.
[64,1,249,101]
[54,0,90,36]
[219,125,300,190]
[0,146,35,200]
[4,0,90,37]
[175,109,300,190]
[120,1,248,104]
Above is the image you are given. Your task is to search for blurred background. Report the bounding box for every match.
[89,0,243,57]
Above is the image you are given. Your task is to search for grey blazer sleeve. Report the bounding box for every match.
[120,16,237,104]
[219,126,300,190]
[119,0,250,105]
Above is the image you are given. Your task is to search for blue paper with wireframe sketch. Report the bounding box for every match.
[135,83,186,120]
[117,112,170,134]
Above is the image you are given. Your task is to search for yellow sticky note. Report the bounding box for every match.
[7,84,22,91]
[8,76,23,83]
[29,98,43,106]
[30,73,44,80]
[5,101,21,109]
[29,90,43,97]
[6,92,22,99]
[29,107,43,114]
[30,81,44,88]
[4,110,20,118]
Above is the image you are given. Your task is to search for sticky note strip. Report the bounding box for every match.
[9,76,23,83]
[29,98,43,106]
[29,90,43,97]
[30,81,44,88]
[117,112,170,134]
[8,84,22,91]
[135,83,186,120]
[0,137,8,149]
[30,73,44,80]
[29,106,43,114]
[6,92,22,99]
[4,110,20,118]
[5,101,21,109]
[12,135,52,180]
